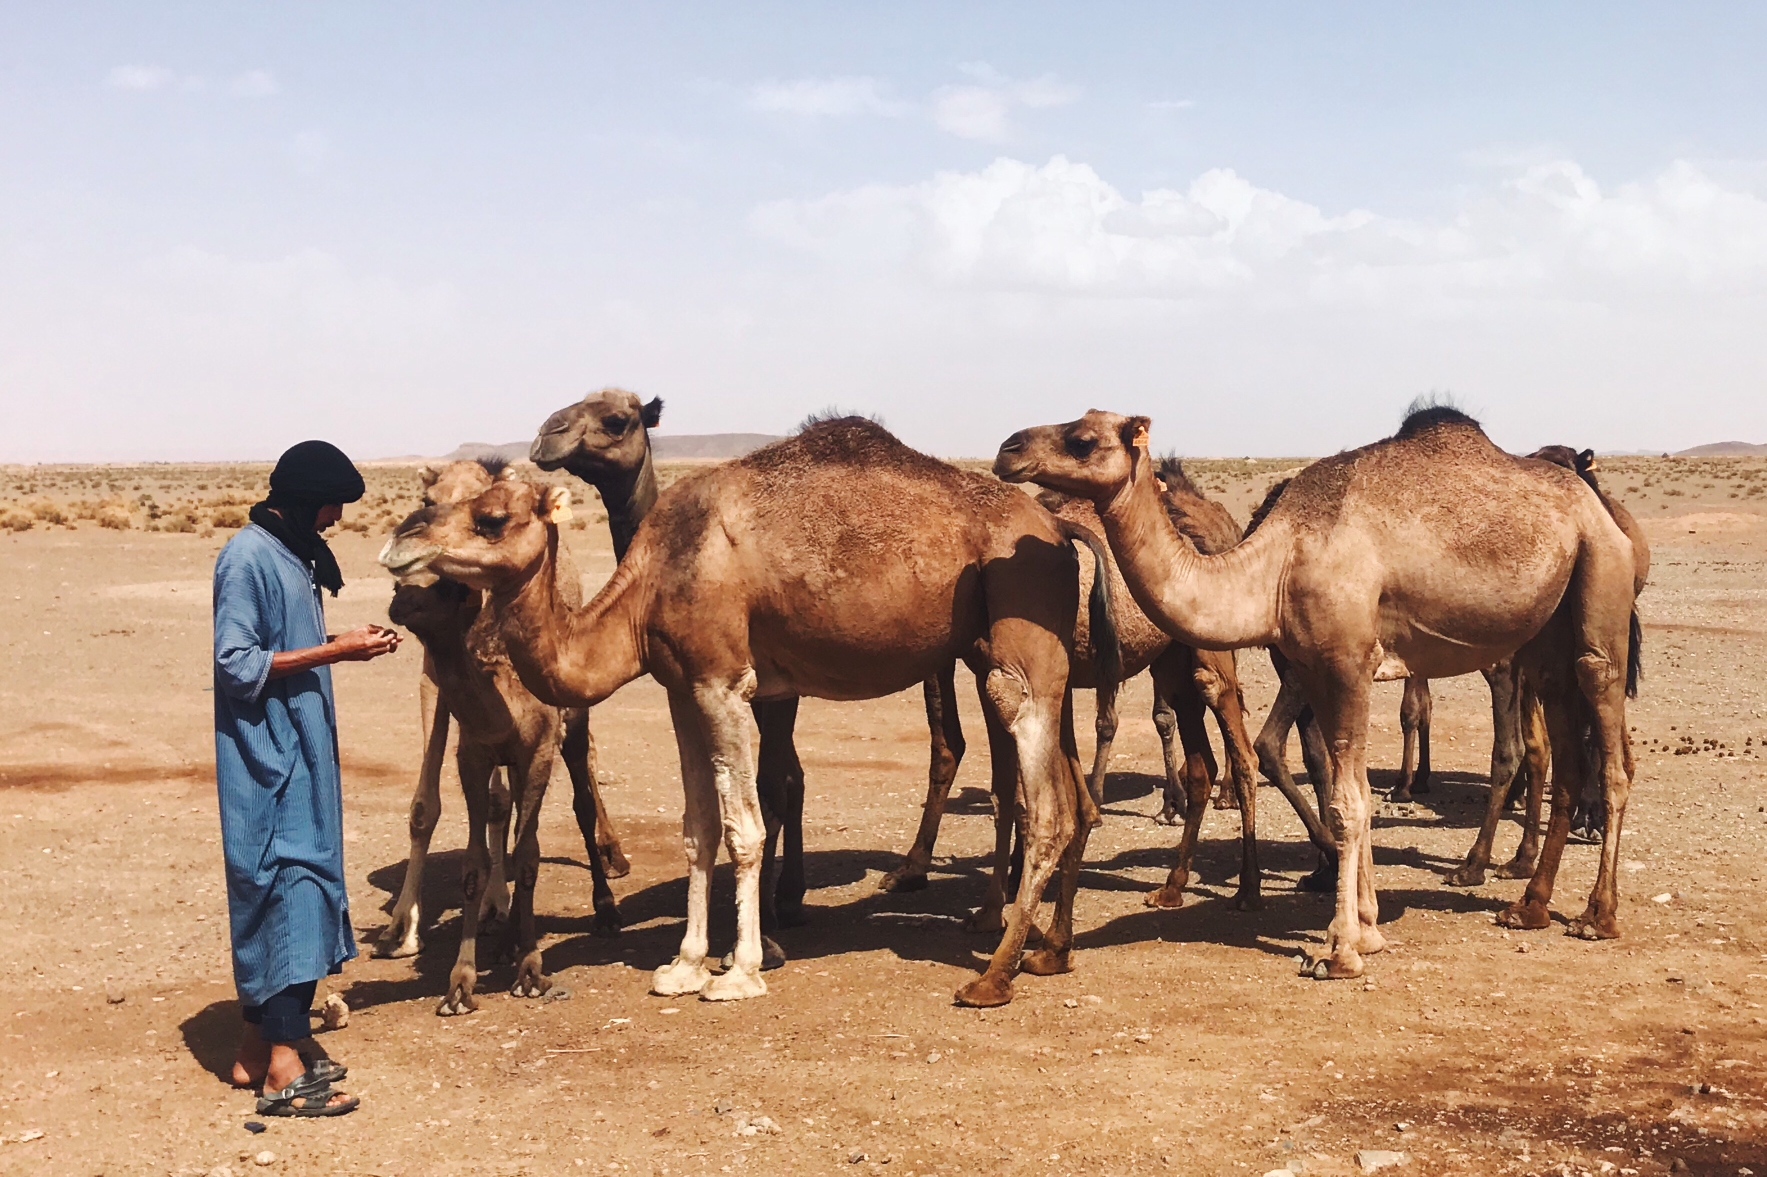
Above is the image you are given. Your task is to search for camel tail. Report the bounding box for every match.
[1056,519,1121,693]
[1626,609,1642,700]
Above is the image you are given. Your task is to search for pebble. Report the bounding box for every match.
[848,1151,867,1164]
[104,979,126,1004]
[925,1052,942,1064]
[1355,1149,1406,1172]
[1063,998,1079,1009]
[713,1098,733,1115]
[543,987,572,1003]
[206,1167,235,1177]
[253,1150,276,1166]
[320,993,348,1030]
[243,1122,266,1135]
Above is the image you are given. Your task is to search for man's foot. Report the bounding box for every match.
[231,1028,271,1089]
[259,1042,354,1112]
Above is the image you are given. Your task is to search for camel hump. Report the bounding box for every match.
[1395,404,1483,440]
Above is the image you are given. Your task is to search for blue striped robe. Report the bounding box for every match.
[212,524,357,1006]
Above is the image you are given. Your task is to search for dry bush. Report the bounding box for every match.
[209,505,248,529]
[153,512,198,534]
[2,510,33,532]
[97,508,133,530]
[28,500,66,525]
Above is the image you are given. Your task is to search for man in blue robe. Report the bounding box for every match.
[213,440,400,1117]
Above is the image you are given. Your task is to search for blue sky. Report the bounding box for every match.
[3,4,1765,460]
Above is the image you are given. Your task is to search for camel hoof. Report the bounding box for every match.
[953,974,1014,1008]
[1567,916,1620,941]
[598,844,632,880]
[1389,789,1413,804]
[1143,885,1185,909]
[1211,793,1239,811]
[1496,901,1551,931]
[1442,864,1487,888]
[651,957,713,997]
[1020,947,1072,977]
[701,966,768,1002]
[1360,927,1387,955]
[1153,808,1182,827]
[877,868,928,894]
[964,909,1006,935]
[511,959,551,999]
[1308,951,1364,980]
[1231,891,1264,913]
[1298,867,1337,893]
[1492,857,1537,880]
[719,938,787,973]
[374,922,421,959]
[591,903,623,938]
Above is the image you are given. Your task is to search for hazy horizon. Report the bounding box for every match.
[4,4,1766,462]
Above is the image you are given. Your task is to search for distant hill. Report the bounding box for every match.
[1673,441,1767,457]
[441,433,782,465]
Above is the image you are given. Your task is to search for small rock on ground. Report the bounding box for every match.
[1356,1149,1406,1172]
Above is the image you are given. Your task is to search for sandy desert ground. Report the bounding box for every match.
[2,453,1767,1177]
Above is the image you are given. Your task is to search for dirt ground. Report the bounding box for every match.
[3,455,1767,1177]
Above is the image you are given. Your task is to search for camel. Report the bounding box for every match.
[1445,444,1649,887]
[995,406,1642,979]
[377,459,629,961]
[382,417,1117,1007]
[894,457,1337,914]
[377,459,623,1015]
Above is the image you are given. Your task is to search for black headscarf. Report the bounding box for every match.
[250,440,366,597]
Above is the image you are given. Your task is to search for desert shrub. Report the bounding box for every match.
[210,505,248,529]
[154,512,198,534]
[2,510,34,532]
[28,500,66,525]
[97,508,133,530]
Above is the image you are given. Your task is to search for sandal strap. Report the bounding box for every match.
[259,1069,337,1109]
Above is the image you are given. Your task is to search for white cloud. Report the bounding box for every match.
[230,69,279,98]
[753,155,1767,306]
[747,76,907,117]
[748,66,1079,141]
[107,64,178,92]
[931,70,1081,141]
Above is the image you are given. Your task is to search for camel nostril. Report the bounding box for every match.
[999,432,1027,454]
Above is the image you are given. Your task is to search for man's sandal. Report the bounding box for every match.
[303,1056,346,1084]
[256,1071,359,1117]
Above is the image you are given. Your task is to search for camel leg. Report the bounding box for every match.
[753,697,807,930]
[482,767,513,929]
[1567,622,1637,941]
[1498,646,1585,932]
[882,666,967,893]
[1150,665,1186,826]
[1252,663,1335,867]
[564,709,629,879]
[652,690,719,998]
[956,655,1076,1008]
[438,743,495,1016]
[1023,690,1091,978]
[1494,683,1550,879]
[1142,650,1214,910]
[560,708,621,936]
[964,677,1019,936]
[377,665,449,958]
[1086,676,1120,811]
[508,738,556,999]
[701,681,770,1002]
[1201,652,1262,910]
[1303,663,1378,980]
[1392,677,1432,801]
[1296,706,1338,888]
[1446,664,1526,886]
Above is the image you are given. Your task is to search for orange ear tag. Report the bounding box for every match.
[1130,424,1150,449]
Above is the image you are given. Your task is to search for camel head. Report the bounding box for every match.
[994,409,1154,503]
[380,478,575,592]
[529,388,663,482]
[418,457,516,507]
[387,575,480,640]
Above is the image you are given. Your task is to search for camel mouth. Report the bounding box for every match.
[378,536,441,585]
[993,455,1035,483]
[528,433,574,469]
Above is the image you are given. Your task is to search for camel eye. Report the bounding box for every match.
[473,512,509,538]
[1066,435,1098,459]
[601,415,629,434]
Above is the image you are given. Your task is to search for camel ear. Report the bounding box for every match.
[538,485,574,525]
[1121,416,1152,451]
[641,397,664,429]
[496,465,519,482]
[418,465,440,488]
[1579,449,1598,472]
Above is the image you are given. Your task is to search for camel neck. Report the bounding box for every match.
[490,525,649,707]
[415,601,510,730]
[1098,462,1287,651]
[596,443,659,562]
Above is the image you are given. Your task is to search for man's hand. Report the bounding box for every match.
[331,624,401,662]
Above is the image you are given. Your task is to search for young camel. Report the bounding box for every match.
[379,460,623,1014]
[377,460,629,961]
[995,406,1642,979]
[383,418,1116,1007]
